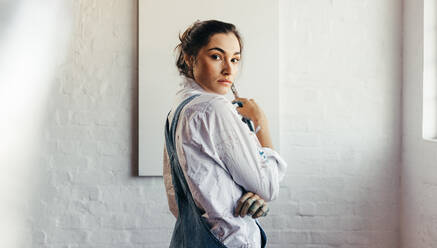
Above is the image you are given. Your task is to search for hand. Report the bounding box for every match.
[232,97,274,149]
[232,97,268,129]
[234,192,269,219]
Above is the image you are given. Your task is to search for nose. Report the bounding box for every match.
[222,59,234,76]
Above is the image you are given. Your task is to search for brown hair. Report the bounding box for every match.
[175,20,243,79]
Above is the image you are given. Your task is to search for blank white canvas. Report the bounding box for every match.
[139,0,279,176]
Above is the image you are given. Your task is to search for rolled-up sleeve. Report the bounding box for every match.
[188,98,288,202]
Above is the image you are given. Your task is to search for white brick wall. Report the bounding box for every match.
[402,0,437,247]
[16,0,402,247]
[275,0,401,247]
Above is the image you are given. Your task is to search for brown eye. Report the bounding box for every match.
[231,58,240,63]
[211,54,221,60]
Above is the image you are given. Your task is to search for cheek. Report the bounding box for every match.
[206,63,220,76]
[197,60,218,80]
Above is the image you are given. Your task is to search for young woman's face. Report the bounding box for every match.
[188,32,241,95]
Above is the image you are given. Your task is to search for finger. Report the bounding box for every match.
[248,199,264,216]
[236,192,254,216]
[234,192,254,217]
[252,202,267,219]
[261,206,270,217]
[254,204,269,218]
[239,198,254,217]
[240,195,260,217]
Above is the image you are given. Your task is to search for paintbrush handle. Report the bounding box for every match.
[242,117,254,132]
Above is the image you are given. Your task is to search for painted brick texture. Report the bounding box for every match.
[276,0,401,247]
[30,0,401,247]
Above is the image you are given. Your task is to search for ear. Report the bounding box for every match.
[184,54,193,68]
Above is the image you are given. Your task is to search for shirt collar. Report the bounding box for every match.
[176,77,235,110]
[178,77,232,102]
[180,77,206,93]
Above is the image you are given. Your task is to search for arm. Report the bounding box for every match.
[189,98,287,202]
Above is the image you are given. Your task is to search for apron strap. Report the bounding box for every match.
[164,94,204,216]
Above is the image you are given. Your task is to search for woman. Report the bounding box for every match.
[163,20,287,248]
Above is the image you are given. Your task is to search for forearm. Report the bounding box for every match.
[253,118,273,149]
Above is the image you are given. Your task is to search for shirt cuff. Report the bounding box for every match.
[259,147,288,182]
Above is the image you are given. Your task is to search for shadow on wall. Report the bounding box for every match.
[0,1,72,247]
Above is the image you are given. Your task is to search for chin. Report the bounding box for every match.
[217,88,229,95]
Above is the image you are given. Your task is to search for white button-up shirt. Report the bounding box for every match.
[163,77,287,248]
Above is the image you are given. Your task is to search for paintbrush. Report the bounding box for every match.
[231,83,255,132]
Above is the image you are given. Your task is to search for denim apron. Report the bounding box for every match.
[165,94,267,248]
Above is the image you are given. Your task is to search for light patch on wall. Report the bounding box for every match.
[423,0,437,141]
[0,1,72,247]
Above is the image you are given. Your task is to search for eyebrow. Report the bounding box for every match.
[207,47,240,55]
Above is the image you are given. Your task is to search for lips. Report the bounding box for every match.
[218,79,232,86]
